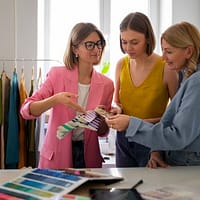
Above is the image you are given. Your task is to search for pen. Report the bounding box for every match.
[131,179,143,189]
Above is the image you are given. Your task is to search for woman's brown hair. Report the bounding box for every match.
[119,12,156,55]
[63,22,106,69]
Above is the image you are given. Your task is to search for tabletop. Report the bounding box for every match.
[0,166,200,198]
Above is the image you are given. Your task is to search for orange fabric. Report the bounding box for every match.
[18,76,28,168]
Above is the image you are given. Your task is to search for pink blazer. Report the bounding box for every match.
[20,66,114,169]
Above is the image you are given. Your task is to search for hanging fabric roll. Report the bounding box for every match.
[26,66,36,167]
[0,70,11,169]
[5,68,20,169]
[18,67,28,168]
[0,58,62,169]
[35,67,45,166]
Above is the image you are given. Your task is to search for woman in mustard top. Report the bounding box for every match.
[113,12,179,167]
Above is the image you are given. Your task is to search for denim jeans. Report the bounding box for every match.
[165,151,200,166]
[116,131,150,167]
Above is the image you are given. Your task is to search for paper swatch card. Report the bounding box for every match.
[0,168,88,200]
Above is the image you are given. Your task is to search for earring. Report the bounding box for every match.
[76,54,78,58]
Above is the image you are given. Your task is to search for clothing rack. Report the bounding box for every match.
[0,58,63,64]
[0,58,63,79]
[0,58,63,90]
[0,58,65,170]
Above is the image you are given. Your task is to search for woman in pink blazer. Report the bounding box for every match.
[20,22,114,169]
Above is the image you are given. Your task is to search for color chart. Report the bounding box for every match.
[0,168,89,200]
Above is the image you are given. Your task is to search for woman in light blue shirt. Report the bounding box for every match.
[107,21,200,168]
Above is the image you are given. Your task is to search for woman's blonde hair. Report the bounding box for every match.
[161,21,200,77]
[63,22,106,70]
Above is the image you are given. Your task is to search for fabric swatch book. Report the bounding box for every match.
[0,168,123,200]
[57,107,112,139]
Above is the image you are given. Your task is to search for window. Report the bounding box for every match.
[38,0,151,77]
[37,0,99,74]
[49,0,100,62]
[37,0,174,82]
[109,0,149,79]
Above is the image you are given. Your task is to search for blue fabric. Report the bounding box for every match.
[125,64,200,165]
[165,151,200,166]
[6,71,20,168]
[116,131,150,167]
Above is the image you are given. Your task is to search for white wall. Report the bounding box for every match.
[172,0,200,27]
[15,0,37,59]
[0,0,37,91]
[0,0,15,67]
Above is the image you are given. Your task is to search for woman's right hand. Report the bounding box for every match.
[55,92,86,113]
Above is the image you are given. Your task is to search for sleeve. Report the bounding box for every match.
[105,79,114,111]
[98,78,114,137]
[20,67,56,119]
[125,79,200,151]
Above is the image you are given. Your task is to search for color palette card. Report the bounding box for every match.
[0,168,90,200]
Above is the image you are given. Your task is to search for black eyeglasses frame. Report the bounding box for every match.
[80,40,105,50]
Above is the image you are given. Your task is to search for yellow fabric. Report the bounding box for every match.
[119,56,169,119]
[18,77,28,168]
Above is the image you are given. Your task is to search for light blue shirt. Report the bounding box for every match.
[126,64,200,152]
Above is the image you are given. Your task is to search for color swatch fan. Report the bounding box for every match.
[57,108,111,139]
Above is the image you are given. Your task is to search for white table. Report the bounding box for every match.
[93,166,200,191]
[0,166,200,197]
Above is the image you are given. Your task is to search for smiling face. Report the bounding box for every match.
[74,31,103,66]
[120,29,147,59]
[161,38,193,71]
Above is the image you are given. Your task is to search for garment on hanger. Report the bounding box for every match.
[35,67,45,166]
[5,70,20,169]
[18,68,28,168]
[0,59,62,169]
[0,71,11,169]
[26,72,36,167]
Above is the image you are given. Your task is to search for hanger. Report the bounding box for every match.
[2,61,5,72]
[37,67,42,88]
[13,65,17,73]
[31,66,34,80]
[21,67,24,80]
[13,59,17,73]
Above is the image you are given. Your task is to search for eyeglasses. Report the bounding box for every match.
[80,40,105,50]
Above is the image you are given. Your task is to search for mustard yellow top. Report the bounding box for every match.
[119,56,169,119]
